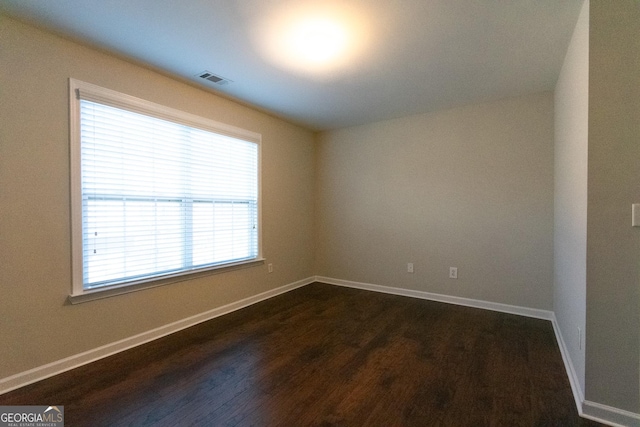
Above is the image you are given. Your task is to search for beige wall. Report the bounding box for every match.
[586,0,640,413]
[554,0,589,398]
[315,92,555,309]
[0,17,315,379]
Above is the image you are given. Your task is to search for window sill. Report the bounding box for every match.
[68,258,265,305]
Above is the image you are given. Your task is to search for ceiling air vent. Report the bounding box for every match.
[197,71,232,86]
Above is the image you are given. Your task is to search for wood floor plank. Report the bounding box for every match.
[0,283,605,426]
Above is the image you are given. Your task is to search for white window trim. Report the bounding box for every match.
[68,78,263,303]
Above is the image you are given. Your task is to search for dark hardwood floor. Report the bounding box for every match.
[1,282,604,426]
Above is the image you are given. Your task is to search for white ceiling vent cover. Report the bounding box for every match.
[196,71,233,86]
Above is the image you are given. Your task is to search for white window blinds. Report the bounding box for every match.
[70,80,260,294]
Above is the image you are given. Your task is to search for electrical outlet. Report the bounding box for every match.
[407,263,414,273]
[449,267,458,279]
[268,263,273,273]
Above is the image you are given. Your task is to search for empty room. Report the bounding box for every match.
[0,0,638,426]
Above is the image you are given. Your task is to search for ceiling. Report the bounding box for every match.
[0,0,583,131]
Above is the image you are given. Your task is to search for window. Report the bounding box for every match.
[69,79,262,300]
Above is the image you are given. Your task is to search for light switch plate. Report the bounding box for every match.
[633,204,640,227]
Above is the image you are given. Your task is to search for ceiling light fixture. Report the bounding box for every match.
[254,2,370,78]
[287,17,348,64]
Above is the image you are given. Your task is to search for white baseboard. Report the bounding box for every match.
[549,313,585,411]
[0,276,315,395]
[550,315,640,427]
[582,401,640,427]
[315,276,554,320]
